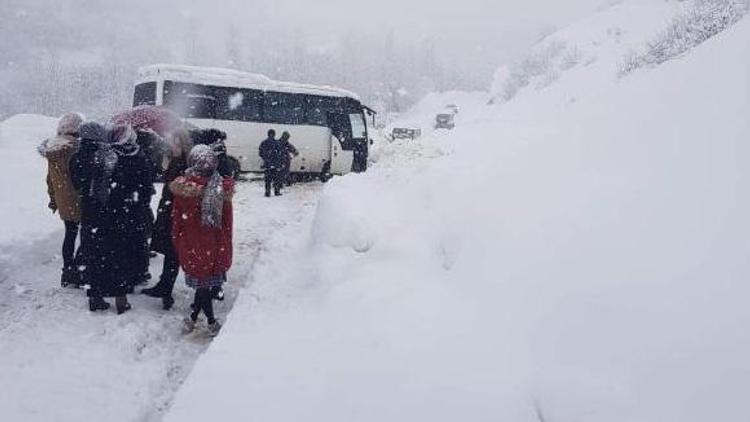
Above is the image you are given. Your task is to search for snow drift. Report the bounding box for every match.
[167,2,750,421]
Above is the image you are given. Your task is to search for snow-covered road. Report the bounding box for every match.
[0,176,322,421]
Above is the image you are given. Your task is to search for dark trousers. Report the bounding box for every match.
[264,168,283,195]
[191,288,216,324]
[159,247,180,296]
[62,221,80,270]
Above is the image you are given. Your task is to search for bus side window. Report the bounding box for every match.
[264,92,305,125]
[163,81,216,119]
[215,88,263,122]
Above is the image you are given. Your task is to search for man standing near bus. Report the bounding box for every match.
[259,129,284,197]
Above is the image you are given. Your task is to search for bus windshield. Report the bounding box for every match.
[133,82,157,107]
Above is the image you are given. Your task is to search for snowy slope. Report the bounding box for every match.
[166,2,750,421]
[490,0,686,105]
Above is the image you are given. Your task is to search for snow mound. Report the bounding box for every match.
[166,9,750,422]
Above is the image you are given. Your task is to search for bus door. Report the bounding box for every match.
[327,112,355,174]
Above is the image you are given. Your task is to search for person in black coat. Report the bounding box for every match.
[70,122,112,311]
[134,129,162,284]
[259,129,284,197]
[99,124,155,314]
[279,131,299,186]
[191,128,235,178]
[71,123,154,314]
[143,129,192,310]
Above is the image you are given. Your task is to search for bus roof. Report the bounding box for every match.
[137,64,361,101]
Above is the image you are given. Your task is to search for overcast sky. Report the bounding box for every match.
[219,0,611,60]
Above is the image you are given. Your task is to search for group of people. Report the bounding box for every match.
[259,129,298,197]
[39,113,235,336]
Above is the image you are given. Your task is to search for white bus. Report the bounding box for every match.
[132,64,374,178]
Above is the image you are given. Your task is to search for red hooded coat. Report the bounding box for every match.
[170,175,234,280]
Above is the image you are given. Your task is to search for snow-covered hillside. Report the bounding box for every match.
[166,2,750,421]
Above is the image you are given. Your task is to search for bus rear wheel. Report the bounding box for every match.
[319,161,333,183]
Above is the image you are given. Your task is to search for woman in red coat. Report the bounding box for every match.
[171,145,234,336]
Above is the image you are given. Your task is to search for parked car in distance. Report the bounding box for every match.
[434,113,456,130]
[391,127,422,141]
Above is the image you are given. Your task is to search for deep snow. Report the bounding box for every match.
[0,115,324,421]
[166,3,750,422]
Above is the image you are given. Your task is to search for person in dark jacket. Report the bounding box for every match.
[134,129,161,284]
[279,131,299,186]
[143,129,192,310]
[71,123,154,314]
[69,121,111,311]
[259,129,284,197]
[99,124,155,314]
[192,128,235,178]
[39,113,84,287]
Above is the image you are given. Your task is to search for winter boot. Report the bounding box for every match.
[182,316,197,334]
[61,267,81,288]
[115,296,132,315]
[162,295,175,311]
[141,283,166,298]
[207,320,222,337]
[138,272,152,286]
[89,297,111,312]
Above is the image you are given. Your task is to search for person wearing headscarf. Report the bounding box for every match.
[95,124,156,314]
[69,121,112,311]
[38,113,84,287]
[70,123,154,313]
[143,129,193,310]
[191,128,235,178]
[170,144,234,336]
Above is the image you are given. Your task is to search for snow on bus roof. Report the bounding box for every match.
[137,64,360,100]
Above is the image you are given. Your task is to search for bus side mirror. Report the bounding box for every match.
[369,138,374,145]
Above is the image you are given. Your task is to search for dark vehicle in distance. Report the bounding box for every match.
[434,113,456,130]
[390,128,422,141]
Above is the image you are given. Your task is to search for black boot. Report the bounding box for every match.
[89,296,111,312]
[162,295,175,310]
[115,296,131,315]
[61,267,81,288]
[141,283,166,298]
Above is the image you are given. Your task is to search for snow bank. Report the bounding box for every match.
[0,114,60,246]
[167,5,750,422]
